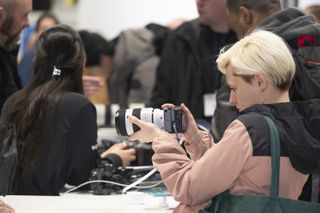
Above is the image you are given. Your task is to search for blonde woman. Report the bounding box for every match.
[128,30,320,212]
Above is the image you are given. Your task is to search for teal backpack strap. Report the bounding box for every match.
[264,116,280,197]
[312,172,320,202]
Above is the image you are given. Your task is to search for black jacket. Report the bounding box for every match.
[150,19,236,120]
[240,99,320,175]
[2,92,122,195]
[0,44,21,112]
[2,92,97,195]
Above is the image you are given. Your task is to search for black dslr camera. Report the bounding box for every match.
[90,160,157,195]
[90,160,132,195]
[115,106,183,136]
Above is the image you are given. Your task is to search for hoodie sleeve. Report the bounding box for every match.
[184,130,214,160]
[152,119,252,210]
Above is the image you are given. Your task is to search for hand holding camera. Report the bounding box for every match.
[100,142,136,166]
[174,103,201,144]
[127,116,162,143]
[115,103,201,144]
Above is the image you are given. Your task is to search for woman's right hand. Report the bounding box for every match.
[161,103,200,144]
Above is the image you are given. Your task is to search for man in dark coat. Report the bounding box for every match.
[0,0,32,112]
[150,0,237,125]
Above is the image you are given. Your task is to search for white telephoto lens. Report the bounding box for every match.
[125,109,134,135]
[140,108,153,123]
[110,104,120,126]
[152,109,164,129]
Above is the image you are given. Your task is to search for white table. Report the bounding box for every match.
[4,193,179,213]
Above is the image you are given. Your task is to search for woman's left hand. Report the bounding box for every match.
[128,116,162,143]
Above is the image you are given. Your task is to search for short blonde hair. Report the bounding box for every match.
[217,30,295,90]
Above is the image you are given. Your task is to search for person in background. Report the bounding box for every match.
[150,0,237,128]
[0,0,101,115]
[18,12,60,86]
[0,199,14,213]
[0,0,32,113]
[79,30,113,105]
[109,18,185,108]
[0,24,135,195]
[211,0,281,141]
[299,0,320,23]
[128,30,320,213]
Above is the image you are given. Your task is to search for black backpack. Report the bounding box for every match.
[289,35,320,101]
[0,126,19,195]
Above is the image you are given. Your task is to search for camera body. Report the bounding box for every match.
[115,106,183,136]
[90,161,133,195]
[90,160,158,195]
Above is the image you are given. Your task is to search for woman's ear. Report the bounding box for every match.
[254,73,268,92]
[239,6,253,26]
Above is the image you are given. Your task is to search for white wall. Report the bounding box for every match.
[77,0,198,39]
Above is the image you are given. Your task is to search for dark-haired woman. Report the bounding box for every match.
[0,24,135,195]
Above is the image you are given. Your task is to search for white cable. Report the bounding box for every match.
[121,128,184,195]
[178,136,185,145]
[122,168,158,194]
[121,135,184,195]
[61,179,162,196]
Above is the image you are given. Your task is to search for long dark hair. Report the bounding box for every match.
[0,24,85,175]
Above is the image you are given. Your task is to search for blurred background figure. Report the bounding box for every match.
[0,0,32,113]
[150,0,237,131]
[109,18,185,108]
[18,12,60,87]
[79,30,114,105]
[299,0,320,23]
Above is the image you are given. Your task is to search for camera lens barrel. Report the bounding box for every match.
[115,108,164,136]
[115,107,183,136]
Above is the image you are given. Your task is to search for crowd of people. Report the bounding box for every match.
[0,0,320,212]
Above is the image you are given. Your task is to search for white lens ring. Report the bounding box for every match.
[140,108,153,123]
[152,109,164,129]
[125,109,134,135]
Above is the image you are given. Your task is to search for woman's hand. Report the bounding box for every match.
[128,116,162,143]
[0,199,15,213]
[100,143,136,166]
[162,103,200,144]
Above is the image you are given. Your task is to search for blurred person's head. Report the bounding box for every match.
[35,12,59,34]
[28,12,60,49]
[79,30,113,104]
[196,0,230,32]
[217,30,295,111]
[91,32,114,78]
[79,30,113,77]
[0,0,32,46]
[299,0,320,23]
[79,31,113,65]
[226,0,281,39]
[305,6,320,23]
